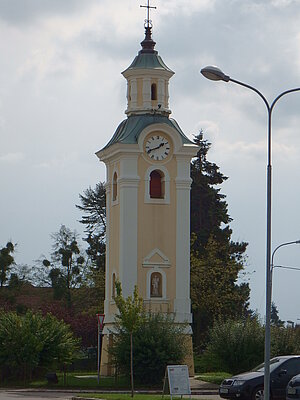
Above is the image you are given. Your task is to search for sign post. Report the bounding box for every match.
[163,365,191,400]
[96,314,105,384]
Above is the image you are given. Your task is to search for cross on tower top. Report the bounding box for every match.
[140,0,156,28]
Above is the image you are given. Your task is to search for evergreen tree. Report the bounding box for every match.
[0,242,15,287]
[76,182,106,272]
[270,302,284,327]
[76,183,106,298]
[190,132,250,348]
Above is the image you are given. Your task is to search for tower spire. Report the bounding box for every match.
[140,0,157,53]
[140,0,156,28]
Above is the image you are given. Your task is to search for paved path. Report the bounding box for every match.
[0,377,220,400]
[0,390,74,400]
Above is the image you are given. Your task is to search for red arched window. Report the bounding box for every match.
[150,170,163,199]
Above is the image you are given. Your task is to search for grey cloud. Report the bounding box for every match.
[0,0,96,25]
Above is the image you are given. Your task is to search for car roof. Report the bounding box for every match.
[273,355,300,360]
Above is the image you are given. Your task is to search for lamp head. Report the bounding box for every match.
[200,66,230,82]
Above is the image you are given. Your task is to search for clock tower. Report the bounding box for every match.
[96,19,198,376]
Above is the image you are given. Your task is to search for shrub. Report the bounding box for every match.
[0,310,79,381]
[110,312,187,384]
[271,326,300,356]
[205,318,265,374]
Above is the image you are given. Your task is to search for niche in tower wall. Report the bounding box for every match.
[150,271,162,298]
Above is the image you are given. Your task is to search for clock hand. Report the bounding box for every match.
[147,142,165,153]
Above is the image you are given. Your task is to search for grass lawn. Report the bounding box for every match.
[30,372,130,389]
[196,372,231,385]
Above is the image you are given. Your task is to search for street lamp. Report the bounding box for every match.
[200,65,300,400]
[271,240,300,295]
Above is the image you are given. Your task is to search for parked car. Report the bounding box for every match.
[219,355,300,400]
[286,373,300,400]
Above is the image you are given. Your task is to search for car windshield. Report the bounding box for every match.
[252,358,285,373]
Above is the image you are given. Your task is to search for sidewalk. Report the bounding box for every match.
[71,377,219,399]
[190,376,219,395]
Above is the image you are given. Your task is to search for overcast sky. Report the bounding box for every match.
[1,0,300,323]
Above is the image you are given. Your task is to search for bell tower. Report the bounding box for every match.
[96,10,198,376]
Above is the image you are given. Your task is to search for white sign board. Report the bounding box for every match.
[167,365,191,397]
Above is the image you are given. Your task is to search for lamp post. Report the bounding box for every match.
[200,65,300,400]
[271,240,300,295]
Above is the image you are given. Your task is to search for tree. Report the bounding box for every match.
[110,283,187,386]
[191,132,230,254]
[113,282,145,397]
[43,225,86,305]
[190,132,250,348]
[205,318,265,374]
[0,310,79,381]
[111,312,187,384]
[270,302,284,327]
[76,183,106,272]
[0,242,15,287]
[191,235,250,347]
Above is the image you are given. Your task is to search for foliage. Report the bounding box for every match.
[191,235,250,348]
[196,372,232,385]
[111,283,186,385]
[114,282,145,334]
[38,303,98,348]
[205,318,265,374]
[271,326,300,356]
[270,302,284,327]
[190,132,250,348]
[0,242,15,287]
[190,132,230,254]
[76,183,106,307]
[110,312,187,385]
[0,310,79,381]
[112,282,145,395]
[76,182,106,272]
[43,225,86,304]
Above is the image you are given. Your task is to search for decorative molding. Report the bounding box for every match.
[146,267,167,300]
[142,248,170,267]
[144,164,170,204]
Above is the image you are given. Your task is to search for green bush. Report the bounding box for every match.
[110,313,187,384]
[0,310,79,381]
[205,318,265,374]
[271,326,300,356]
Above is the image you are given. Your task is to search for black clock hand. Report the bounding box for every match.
[147,142,165,153]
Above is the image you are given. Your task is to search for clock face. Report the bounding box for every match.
[145,135,170,161]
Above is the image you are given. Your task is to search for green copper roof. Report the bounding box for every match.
[122,26,173,74]
[102,114,194,150]
[124,52,173,72]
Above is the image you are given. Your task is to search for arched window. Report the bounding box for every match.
[112,273,116,299]
[151,83,157,100]
[150,170,164,199]
[112,172,117,201]
[150,272,162,298]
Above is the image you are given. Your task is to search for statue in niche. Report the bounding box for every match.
[150,272,162,297]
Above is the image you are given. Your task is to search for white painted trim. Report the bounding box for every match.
[138,123,183,155]
[122,68,174,80]
[111,269,117,300]
[144,164,170,204]
[142,248,170,267]
[118,156,140,298]
[111,167,119,206]
[175,157,192,319]
[146,268,167,300]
